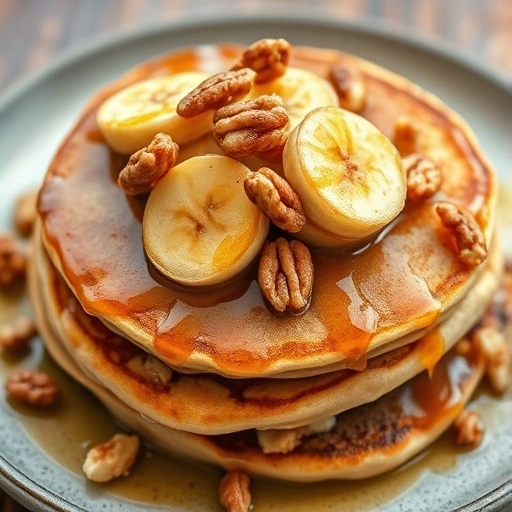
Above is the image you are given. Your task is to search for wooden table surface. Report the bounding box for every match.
[0,0,511,510]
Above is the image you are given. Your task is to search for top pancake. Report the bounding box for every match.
[39,43,497,378]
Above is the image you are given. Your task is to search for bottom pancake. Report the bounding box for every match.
[30,244,486,482]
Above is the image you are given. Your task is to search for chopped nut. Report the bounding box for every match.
[0,315,37,352]
[5,370,60,406]
[219,470,252,512]
[83,433,140,482]
[14,191,38,236]
[126,354,172,384]
[0,234,26,288]
[177,69,256,118]
[329,63,366,113]
[473,326,511,393]
[403,154,442,202]
[118,133,178,195]
[435,202,487,266]
[214,95,289,161]
[258,238,313,315]
[257,416,336,454]
[244,167,305,232]
[233,38,290,84]
[453,409,484,448]
[453,338,472,357]
[393,116,419,156]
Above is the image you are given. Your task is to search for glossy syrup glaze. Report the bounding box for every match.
[38,44,494,376]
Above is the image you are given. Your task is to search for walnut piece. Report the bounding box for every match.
[258,238,313,315]
[83,433,140,482]
[0,234,26,288]
[233,38,290,84]
[126,354,172,384]
[435,202,487,266]
[473,326,511,393]
[219,470,252,512]
[453,410,484,448]
[5,370,60,406]
[14,191,38,236]
[393,115,419,156]
[214,94,289,161]
[257,416,336,454]
[329,63,366,113]
[118,133,178,195]
[403,154,442,202]
[177,69,256,118]
[0,315,37,352]
[244,167,305,232]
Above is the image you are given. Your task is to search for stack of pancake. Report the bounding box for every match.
[28,41,501,483]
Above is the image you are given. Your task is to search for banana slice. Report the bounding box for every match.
[250,67,339,130]
[97,73,213,154]
[284,106,406,248]
[143,155,270,287]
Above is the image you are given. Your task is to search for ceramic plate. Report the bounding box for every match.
[0,14,511,512]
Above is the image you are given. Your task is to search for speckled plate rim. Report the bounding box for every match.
[0,12,510,512]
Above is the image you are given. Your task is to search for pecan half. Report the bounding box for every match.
[473,326,511,393]
[177,69,256,118]
[329,63,366,113]
[233,38,290,84]
[258,238,313,315]
[118,133,178,195]
[393,115,419,156]
[244,167,305,232]
[15,191,38,236]
[403,153,442,202]
[435,202,487,266]
[219,470,251,512]
[83,433,140,482]
[214,94,289,161]
[5,370,60,406]
[0,234,26,288]
[0,315,37,352]
[453,409,484,448]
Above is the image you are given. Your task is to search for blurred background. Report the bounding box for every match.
[0,0,511,95]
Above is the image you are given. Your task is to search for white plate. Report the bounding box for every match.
[0,14,511,512]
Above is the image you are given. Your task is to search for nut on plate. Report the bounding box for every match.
[329,62,367,113]
[0,234,27,288]
[0,315,37,352]
[473,326,511,393]
[214,94,289,161]
[403,153,442,202]
[14,191,38,236]
[244,167,305,232]
[177,68,256,118]
[258,237,313,315]
[5,370,60,406]
[453,409,485,448]
[219,470,252,512]
[118,133,179,195]
[435,202,487,266]
[83,433,140,482]
[233,38,290,84]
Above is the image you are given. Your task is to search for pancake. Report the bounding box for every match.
[30,249,486,482]
[29,221,501,434]
[38,43,497,378]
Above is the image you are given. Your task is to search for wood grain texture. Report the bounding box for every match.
[0,0,510,510]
